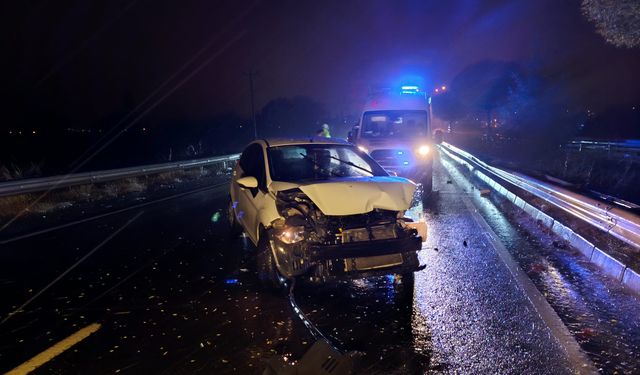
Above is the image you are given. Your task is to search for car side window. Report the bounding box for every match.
[239,144,256,175]
[238,144,267,192]
[253,147,267,191]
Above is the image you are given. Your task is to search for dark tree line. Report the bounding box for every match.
[432,60,587,144]
[582,0,640,48]
[257,96,327,138]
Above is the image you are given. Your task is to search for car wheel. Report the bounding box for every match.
[420,175,433,205]
[393,272,415,303]
[227,197,243,237]
[256,232,283,289]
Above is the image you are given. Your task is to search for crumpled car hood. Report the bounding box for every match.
[270,176,416,215]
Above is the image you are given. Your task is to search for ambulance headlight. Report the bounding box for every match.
[417,145,430,156]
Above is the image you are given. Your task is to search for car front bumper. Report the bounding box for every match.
[308,236,421,261]
[305,236,423,281]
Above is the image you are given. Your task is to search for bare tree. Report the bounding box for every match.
[581,0,640,48]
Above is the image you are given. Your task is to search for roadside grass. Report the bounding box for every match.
[0,165,225,222]
[546,151,640,203]
[0,162,42,181]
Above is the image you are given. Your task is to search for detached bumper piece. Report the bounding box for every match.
[307,236,423,279]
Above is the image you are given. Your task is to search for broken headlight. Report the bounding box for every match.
[275,226,305,244]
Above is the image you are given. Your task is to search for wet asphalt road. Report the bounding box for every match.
[0,152,637,374]
[438,154,640,374]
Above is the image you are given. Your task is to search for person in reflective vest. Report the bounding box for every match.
[316,123,331,138]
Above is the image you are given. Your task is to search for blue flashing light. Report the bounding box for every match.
[225,278,239,284]
[386,274,396,283]
[400,85,421,95]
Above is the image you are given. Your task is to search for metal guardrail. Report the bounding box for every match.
[440,143,640,250]
[0,154,240,197]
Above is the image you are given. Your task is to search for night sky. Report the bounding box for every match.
[2,0,640,132]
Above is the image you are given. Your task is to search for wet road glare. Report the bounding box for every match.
[438,151,640,374]
[0,150,637,374]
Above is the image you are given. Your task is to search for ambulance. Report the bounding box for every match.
[349,85,437,202]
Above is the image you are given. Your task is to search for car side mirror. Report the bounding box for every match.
[433,129,444,144]
[347,131,353,143]
[236,176,258,189]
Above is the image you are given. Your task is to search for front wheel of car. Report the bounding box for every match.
[227,197,243,237]
[394,272,415,303]
[421,176,433,205]
[256,232,283,289]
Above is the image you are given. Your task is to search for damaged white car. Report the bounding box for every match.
[228,138,426,285]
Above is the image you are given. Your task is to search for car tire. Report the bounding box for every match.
[256,231,283,289]
[421,175,433,205]
[227,197,243,237]
[394,272,415,303]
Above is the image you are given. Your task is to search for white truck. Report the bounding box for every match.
[348,86,438,203]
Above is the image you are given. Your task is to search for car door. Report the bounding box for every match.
[234,143,269,244]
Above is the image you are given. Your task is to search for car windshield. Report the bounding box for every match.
[361,110,428,138]
[268,144,387,182]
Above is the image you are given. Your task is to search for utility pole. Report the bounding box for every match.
[244,70,258,140]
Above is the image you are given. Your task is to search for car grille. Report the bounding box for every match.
[370,149,411,168]
[341,225,397,243]
[344,253,404,271]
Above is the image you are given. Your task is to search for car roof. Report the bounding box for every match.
[259,137,352,147]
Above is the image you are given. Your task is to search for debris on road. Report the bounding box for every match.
[264,340,353,375]
[480,189,491,197]
[552,240,567,249]
[530,263,546,273]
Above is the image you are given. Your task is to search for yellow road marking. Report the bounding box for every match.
[6,323,101,375]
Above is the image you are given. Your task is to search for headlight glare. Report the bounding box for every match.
[357,145,369,153]
[417,145,430,156]
[275,226,305,244]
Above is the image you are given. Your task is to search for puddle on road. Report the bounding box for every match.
[440,152,640,375]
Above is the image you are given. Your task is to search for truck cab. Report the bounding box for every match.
[349,86,435,201]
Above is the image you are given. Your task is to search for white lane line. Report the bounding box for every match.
[6,323,101,375]
[1,211,144,325]
[0,182,228,245]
